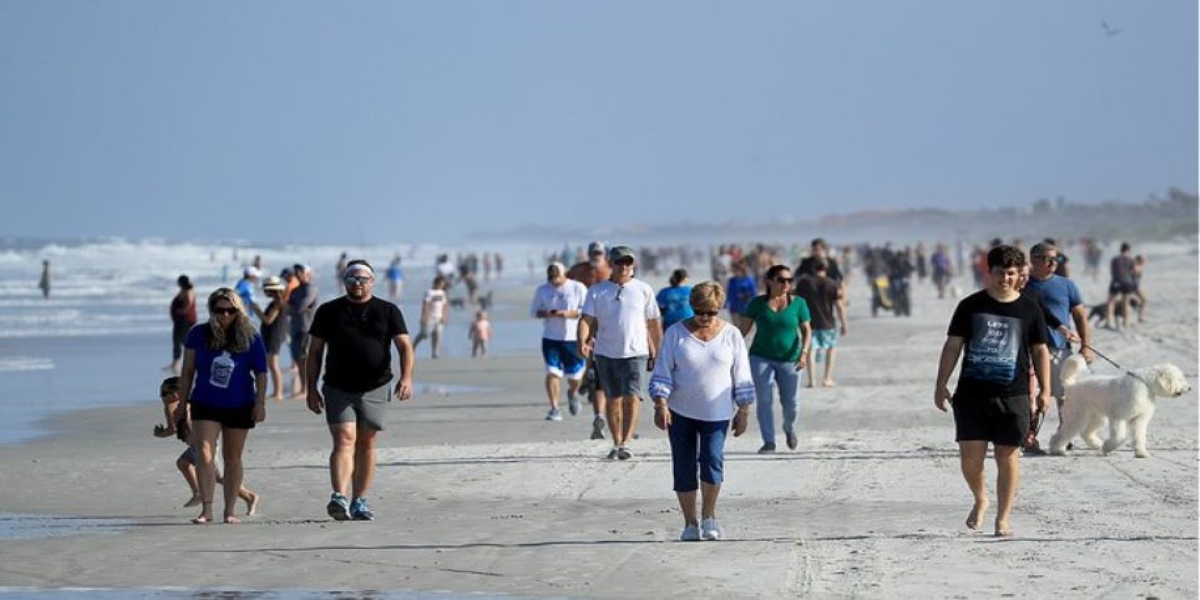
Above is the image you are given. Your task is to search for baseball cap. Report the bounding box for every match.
[608,246,636,263]
[587,241,606,256]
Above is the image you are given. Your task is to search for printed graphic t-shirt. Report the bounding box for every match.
[184,325,267,409]
[947,290,1047,398]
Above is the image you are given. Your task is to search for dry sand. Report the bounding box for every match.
[0,240,1195,599]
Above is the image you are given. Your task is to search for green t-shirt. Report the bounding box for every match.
[744,294,811,362]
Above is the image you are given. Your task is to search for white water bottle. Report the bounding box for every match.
[210,351,235,389]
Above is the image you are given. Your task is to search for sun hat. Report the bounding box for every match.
[263,276,286,292]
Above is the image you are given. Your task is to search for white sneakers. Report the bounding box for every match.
[680,518,722,541]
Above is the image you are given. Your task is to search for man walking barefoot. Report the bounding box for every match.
[934,245,1050,538]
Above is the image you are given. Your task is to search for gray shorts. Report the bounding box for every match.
[322,382,392,431]
[594,355,647,400]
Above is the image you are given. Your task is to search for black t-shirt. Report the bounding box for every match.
[794,275,840,330]
[310,296,409,392]
[796,256,843,283]
[947,290,1047,398]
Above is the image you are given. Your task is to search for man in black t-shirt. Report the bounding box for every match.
[307,259,414,522]
[934,245,1050,539]
[794,258,846,388]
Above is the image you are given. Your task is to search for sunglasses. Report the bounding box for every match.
[694,310,720,317]
[613,258,635,267]
[211,307,238,316]
[344,275,372,286]
[774,277,794,283]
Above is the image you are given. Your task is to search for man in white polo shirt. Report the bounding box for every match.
[578,246,663,460]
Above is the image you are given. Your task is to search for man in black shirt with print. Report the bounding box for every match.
[934,245,1050,538]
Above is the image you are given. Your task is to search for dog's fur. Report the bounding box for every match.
[1086,297,1140,324]
[1049,355,1191,458]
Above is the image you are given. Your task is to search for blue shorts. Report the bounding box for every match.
[812,329,838,350]
[594,355,647,400]
[542,339,585,379]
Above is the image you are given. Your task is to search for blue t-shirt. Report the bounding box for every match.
[656,285,694,330]
[725,276,758,316]
[234,279,256,313]
[184,325,267,409]
[1024,275,1082,348]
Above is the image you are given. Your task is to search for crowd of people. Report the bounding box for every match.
[155,236,1150,541]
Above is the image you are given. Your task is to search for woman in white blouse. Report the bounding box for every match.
[649,281,755,542]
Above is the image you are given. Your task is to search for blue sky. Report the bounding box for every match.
[1,1,1195,245]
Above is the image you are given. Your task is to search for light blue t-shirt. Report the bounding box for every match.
[656,285,693,330]
[1024,275,1083,348]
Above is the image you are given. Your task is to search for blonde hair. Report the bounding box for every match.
[205,287,257,353]
[689,281,725,312]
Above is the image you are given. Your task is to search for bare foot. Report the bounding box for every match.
[224,515,241,524]
[823,379,836,388]
[244,492,260,516]
[804,382,814,389]
[994,517,1012,537]
[191,515,212,525]
[966,501,989,531]
[183,495,202,508]
[290,389,307,399]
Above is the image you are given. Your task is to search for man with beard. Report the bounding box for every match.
[306,260,414,522]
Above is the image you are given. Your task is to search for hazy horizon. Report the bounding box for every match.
[2,2,1196,245]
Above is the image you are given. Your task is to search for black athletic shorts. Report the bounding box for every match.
[189,401,257,430]
[952,393,1029,447]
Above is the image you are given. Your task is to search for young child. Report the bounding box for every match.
[154,376,259,514]
[468,309,493,358]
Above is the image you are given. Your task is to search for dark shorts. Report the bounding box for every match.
[1109,281,1137,295]
[322,382,391,431]
[178,445,199,465]
[594,355,647,400]
[952,393,1029,447]
[189,401,256,430]
[289,330,310,365]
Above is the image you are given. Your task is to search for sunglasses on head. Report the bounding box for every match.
[211,307,237,316]
[344,275,372,286]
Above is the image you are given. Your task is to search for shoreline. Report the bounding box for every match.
[0,245,1195,598]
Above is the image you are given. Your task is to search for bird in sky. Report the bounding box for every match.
[1101,21,1123,37]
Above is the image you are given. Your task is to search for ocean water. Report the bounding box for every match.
[0,237,558,445]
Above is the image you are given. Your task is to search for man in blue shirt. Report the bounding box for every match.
[1024,242,1094,449]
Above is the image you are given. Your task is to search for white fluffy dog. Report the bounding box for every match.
[1049,355,1191,458]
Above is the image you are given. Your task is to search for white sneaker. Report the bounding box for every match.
[700,517,721,541]
[546,408,563,421]
[680,524,701,542]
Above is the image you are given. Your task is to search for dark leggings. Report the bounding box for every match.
[172,320,192,361]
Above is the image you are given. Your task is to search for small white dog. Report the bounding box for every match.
[1049,355,1191,458]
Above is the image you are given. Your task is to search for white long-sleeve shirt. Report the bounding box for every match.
[649,320,755,422]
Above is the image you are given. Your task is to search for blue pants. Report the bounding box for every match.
[667,411,729,492]
[750,355,800,445]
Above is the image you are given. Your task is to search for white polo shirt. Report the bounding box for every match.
[582,278,661,359]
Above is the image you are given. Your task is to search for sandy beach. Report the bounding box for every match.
[0,240,1195,599]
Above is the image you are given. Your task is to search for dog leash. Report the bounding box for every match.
[1080,343,1149,387]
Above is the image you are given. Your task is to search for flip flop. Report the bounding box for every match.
[191,516,212,525]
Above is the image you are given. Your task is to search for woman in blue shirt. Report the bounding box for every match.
[177,287,267,524]
[656,268,694,330]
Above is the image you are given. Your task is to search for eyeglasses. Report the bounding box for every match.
[344,275,372,286]
[694,310,720,317]
[774,277,794,283]
[1033,255,1057,265]
[211,307,237,316]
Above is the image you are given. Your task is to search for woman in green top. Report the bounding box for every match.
[736,264,812,454]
